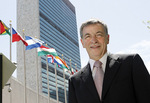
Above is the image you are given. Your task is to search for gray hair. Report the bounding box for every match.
[80,19,108,38]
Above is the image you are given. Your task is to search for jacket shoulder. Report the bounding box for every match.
[69,63,89,81]
[109,53,140,60]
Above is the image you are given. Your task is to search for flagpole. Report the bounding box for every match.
[36,49,39,103]
[75,63,77,73]
[9,20,12,61]
[62,54,67,103]
[55,63,59,102]
[9,20,12,103]
[75,64,77,70]
[70,59,72,75]
[23,29,27,103]
[0,20,2,35]
[34,36,39,103]
[46,56,50,103]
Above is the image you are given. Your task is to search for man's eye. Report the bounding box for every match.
[97,34,102,37]
[84,35,90,39]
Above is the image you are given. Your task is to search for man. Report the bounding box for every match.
[68,19,150,103]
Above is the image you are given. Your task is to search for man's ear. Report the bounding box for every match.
[80,38,85,48]
[107,34,110,44]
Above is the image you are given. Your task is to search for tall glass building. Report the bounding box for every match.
[39,0,81,102]
[17,0,81,103]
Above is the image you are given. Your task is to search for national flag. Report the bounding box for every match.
[47,55,70,74]
[37,45,58,56]
[0,20,10,36]
[71,68,78,74]
[12,28,28,46]
[47,55,70,70]
[63,60,69,69]
[47,55,62,67]
[55,56,69,69]
[54,56,73,75]
[47,55,54,63]
[0,21,5,34]
[53,56,63,67]
[71,68,74,75]
[75,69,78,73]
[25,36,43,50]
[64,67,73,75]
[31,36,46,44]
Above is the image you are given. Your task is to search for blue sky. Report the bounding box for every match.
[69,0,150,72]
[0,0,150,73]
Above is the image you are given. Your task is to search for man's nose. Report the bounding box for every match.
[91,36,98,43]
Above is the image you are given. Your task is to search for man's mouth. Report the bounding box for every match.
[90,45,100,49]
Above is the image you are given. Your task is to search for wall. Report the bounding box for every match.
[3,77,62,103]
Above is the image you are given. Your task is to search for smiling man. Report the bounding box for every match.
[68,19,150,103]
[81,22,109,60]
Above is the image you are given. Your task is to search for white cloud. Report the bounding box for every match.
[116,40,150,73]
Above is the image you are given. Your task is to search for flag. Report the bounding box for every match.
[12,28,28,46]
[63,60,69,69]
[71,68,74,75]
[32,37,45,44]
[54,56,72,75]
[37,45,58,56]
[54,56,65,68]
[47,55,70,70]
[75,69,78,73]
[47,55,54,63]
[55,56,69,69]
[0,20,10,36]
[47,55,62,67]
[71,68,78,74]
[25,36,43,50]
[53,56,63,67]
[53,56,69,70]
[64,67,73,75]
[0,21,5,34]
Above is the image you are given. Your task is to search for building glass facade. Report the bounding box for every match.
[39,0,81,102]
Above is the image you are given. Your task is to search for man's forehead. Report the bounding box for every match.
[82,24,105,33]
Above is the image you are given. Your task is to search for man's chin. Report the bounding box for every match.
[89,54,103,60]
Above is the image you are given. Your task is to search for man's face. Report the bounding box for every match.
[81,24,109,60]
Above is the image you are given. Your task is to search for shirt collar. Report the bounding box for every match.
[89,52,108,72]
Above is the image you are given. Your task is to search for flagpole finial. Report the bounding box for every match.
[45,44,47,46]
[70,59,71,61]
[75,63,77,66]
[62,54,63,56]
[22,29,25,32]
[35,36,37,38]
[9,20,12,27]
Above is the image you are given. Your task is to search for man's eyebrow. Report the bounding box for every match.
[83,33,90,36]
[83,31,103,37]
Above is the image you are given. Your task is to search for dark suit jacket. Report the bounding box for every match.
[69,54,150,103]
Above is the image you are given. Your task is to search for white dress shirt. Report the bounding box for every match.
[89,52,108,75]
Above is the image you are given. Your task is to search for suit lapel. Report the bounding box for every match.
[102,54,121,99]
[80,63,100,102]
